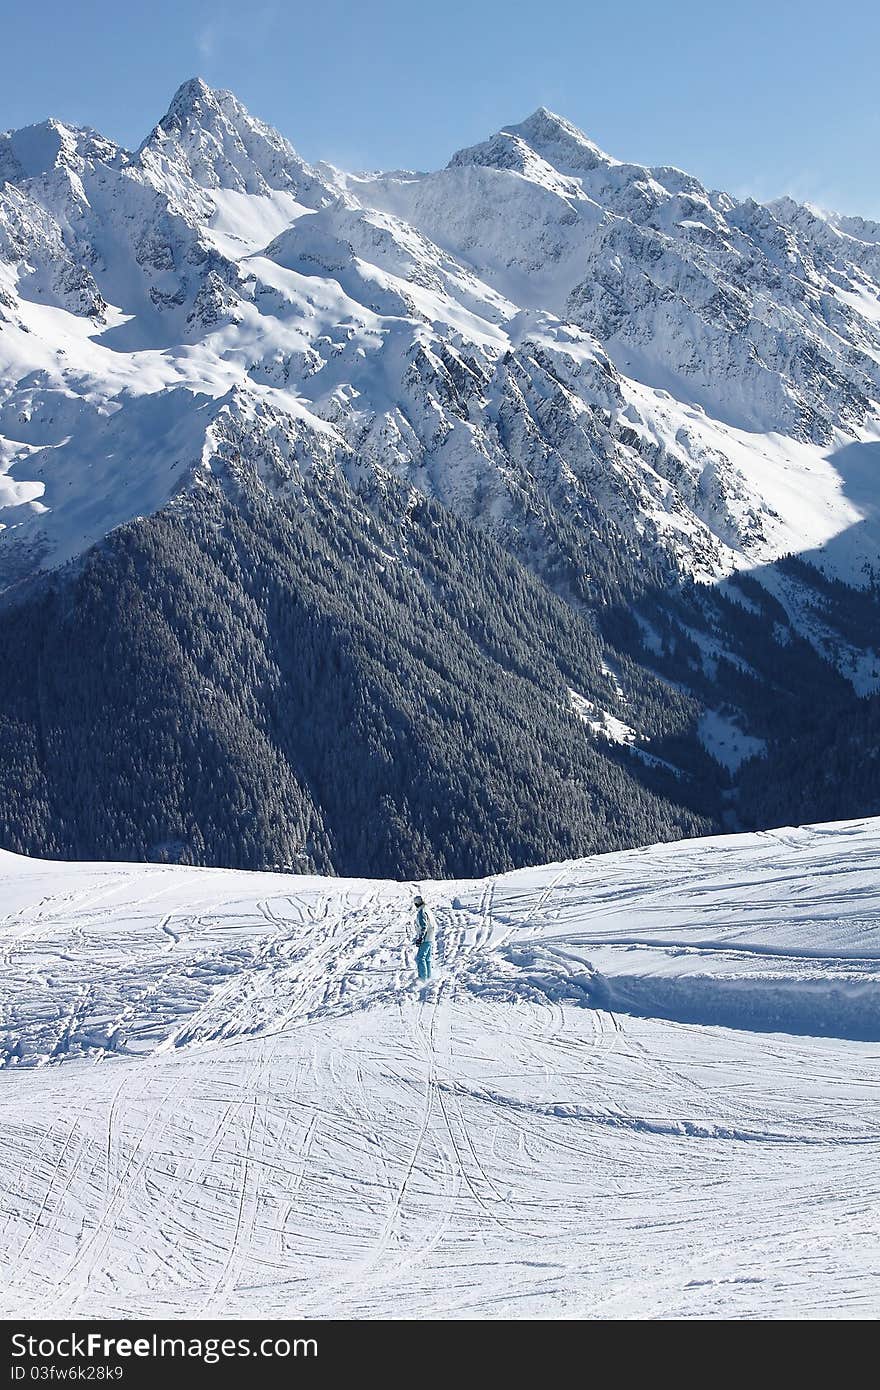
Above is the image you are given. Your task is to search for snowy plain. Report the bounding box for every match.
[1,818,878,1320]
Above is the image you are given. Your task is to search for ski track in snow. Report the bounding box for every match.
[0,819,879,1320]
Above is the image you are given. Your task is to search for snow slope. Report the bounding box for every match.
[1,818,878,1320]
[2,82,880,600]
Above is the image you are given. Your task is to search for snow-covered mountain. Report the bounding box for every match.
[2,80,879,595]
[1,81,879,876]
[1,816,878,1317]
[3,91,880,1323]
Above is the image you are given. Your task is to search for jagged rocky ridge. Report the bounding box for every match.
[0,81,878,873]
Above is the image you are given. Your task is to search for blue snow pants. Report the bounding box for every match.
[416,940,432,980]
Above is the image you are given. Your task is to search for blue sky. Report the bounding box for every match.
[4,0,879,216]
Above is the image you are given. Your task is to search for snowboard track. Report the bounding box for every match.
[1,824,879,1318]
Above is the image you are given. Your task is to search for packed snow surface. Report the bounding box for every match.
[1,818,879,1320]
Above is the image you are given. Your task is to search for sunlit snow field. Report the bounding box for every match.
[0,819,878,1319]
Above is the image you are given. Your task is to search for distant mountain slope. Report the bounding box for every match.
[0,468,713,876]
[3,80,880,599]
[0,81,878,873]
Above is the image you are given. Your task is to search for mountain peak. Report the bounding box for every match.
[503,107,614,170]
[146,76,299,153]
[447,106,616,182]
[138,77,325,200]
[0,117,119,183]
[514,105,585,137]
[152,77,245,140]
[164,76,214,120]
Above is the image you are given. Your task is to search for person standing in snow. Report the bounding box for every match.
[414,895,437,981]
